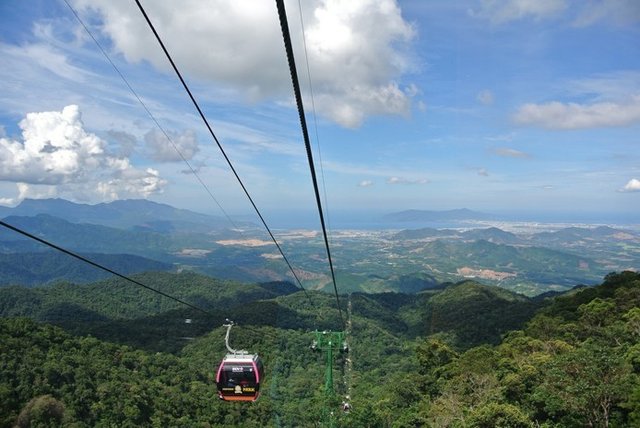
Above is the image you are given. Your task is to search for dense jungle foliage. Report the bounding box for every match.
[0,271,638,427]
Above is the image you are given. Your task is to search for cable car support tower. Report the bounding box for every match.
[311,330,348,427]
[311,331,348,396]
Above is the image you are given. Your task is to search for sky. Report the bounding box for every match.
[0,0,639,225]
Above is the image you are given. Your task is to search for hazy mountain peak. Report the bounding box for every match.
[1,198,237,232]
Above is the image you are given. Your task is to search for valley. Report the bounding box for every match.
[204,222,640,296]
[0,199,639,426]
[1,199,638,296]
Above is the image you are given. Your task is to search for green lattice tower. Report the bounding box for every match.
[311,330,347,427]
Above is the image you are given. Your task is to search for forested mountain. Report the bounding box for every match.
[0,202,636,426]
[460,227,522,244]
[421,281,540,348]
[416,239,604,287]
[0,252,171,286]
[530,226,638,245]
[0,271,297,322]
[1,198,635,294]
[0,198,237,232]
[393,225,636,245]
[398,270,640,427]
[0,214,213,257]
[1,271,638,426]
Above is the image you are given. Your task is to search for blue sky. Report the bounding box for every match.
[0,0,638,224]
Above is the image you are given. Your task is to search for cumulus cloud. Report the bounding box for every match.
[493,147,531,158]
[387,176,428,185]
[107,130,138,157]
[72,0,416,128]
[144,128,199,162]
[513,95,640,129]
[358,180,374,187]
[621,178,640,192]
[470,0,566,24]
[0,105,166,204]
[477,89,494,105]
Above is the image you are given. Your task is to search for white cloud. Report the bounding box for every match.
[323,160,435,183]
[0,38,165,134]
[478,168,489,176]
[621,178,640,192]
[471,0,639,26]
[214,120,304,157]
[573,0,640,27]
[470,0,566,24]
[71,0,416,128]
[477,89,494,105]
[2,42,91,83]
[493,147,531,158]
[107,130,138,157]
[0,105,166,204]
[484,133,515,142]
[0,183,60,207]
[568,71,640,102]
[144,128,199,162]
[387,176,428,185]
[96,165,165,200]
[513,95,640,129]
[358,180,374,187]
[18,183,57,203]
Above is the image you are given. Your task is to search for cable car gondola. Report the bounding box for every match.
[215,321,264,402]
[216,353,264,401]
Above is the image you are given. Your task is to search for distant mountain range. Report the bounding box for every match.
[393,226,522,244]
[384,208,495,222]
[393,225,637,245]
[530,226,635,244]
[0,198,636,294]
[0,214,190,257]
[0,199,233,284]
[0,198,249,233]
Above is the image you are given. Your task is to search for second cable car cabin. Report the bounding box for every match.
[215,320,264,402]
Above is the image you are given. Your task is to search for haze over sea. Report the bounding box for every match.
[262,209,639,231]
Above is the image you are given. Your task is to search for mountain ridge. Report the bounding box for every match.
[1,270,638,426]
[0,198,246,232]
[0,252,172,286]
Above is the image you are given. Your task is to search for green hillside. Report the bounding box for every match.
[418,239,606,287]
[1,271,638,427]
[0,252,172,286]
[423,281,541,348]
[401,270,640,427]
[0,272,275,319]
[0,214,216,258]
